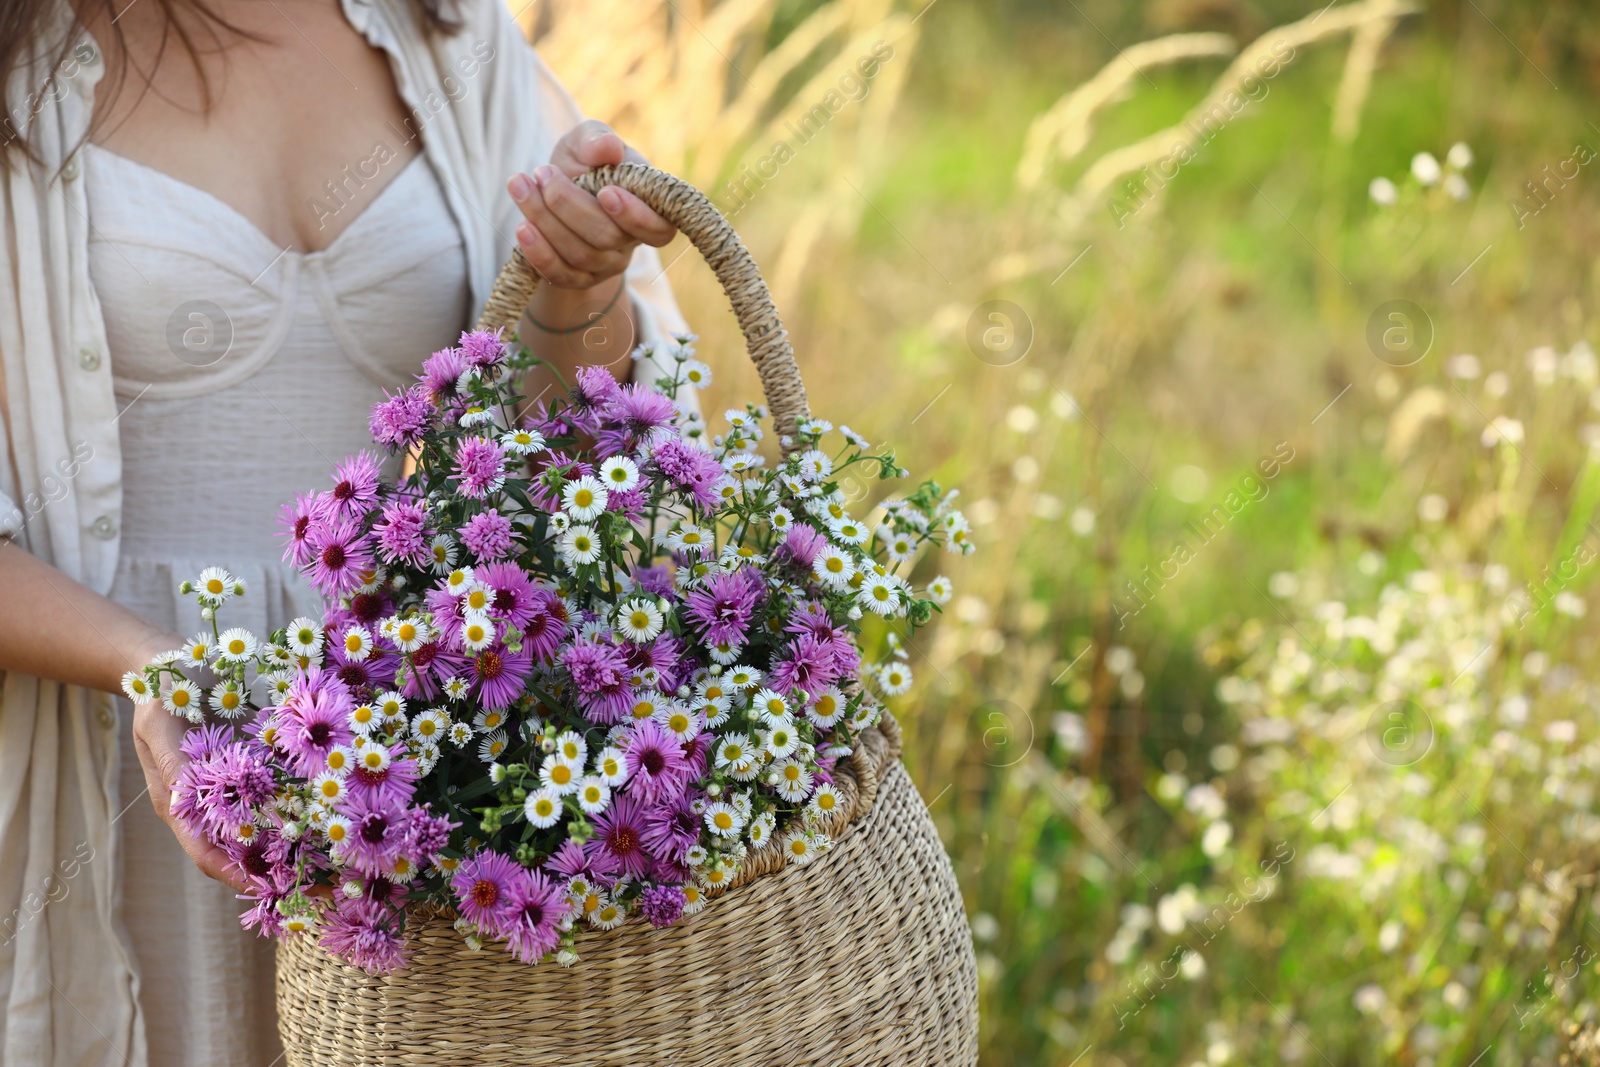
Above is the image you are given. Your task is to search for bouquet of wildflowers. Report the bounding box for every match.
[124,328,972,973]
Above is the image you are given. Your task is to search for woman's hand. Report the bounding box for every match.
[506,119,677,290]
[128,635,248,892]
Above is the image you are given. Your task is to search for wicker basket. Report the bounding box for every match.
[275,163,979,1066]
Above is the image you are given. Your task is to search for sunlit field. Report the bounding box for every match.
[538,1,1600,1062]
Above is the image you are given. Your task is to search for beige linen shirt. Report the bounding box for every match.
[0,1,689,1061]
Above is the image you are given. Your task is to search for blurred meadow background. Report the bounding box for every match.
[531,0,1600,1062]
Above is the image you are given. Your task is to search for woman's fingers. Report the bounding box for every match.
[132,701,248,892]
[595,186,676,247]
[551,119,627,177]
[515,221,598,290]
[523,166,630,262]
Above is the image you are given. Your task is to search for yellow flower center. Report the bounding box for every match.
[713,812,732,830]
[345,633,364,653]
[171,689,190,707]
[205,578,225,594]
[551,764,572,786]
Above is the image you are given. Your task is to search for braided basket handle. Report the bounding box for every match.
[475,162,811,443]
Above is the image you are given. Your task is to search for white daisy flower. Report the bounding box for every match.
[555,730,588,766]
[349,703,379,735]
[599,456,640,492]
[411,709,449,742]
[714,733,753,769]
[616,598,664,643]
[373,692,406,723]
[925,575,954,605]
[812,546,856,589]
[591,900,626,930]
[478,729,509,763]
[629,690,665,722]
[310,772,347,806]
[500,426,546,455]
[524,787,562,828]
[704,801,745,838]
[747,811,777,848]
[765,717,801,759]
[783,830,822,865]
[429,535,458,574]
[706,640,743,666]
[215,627,257,664]
[851,702,882,729]
[444,567,476,596]
[323,814,353,849]
[473,708,508,733]
[161,679,202,719]
[827,515,870,546]
[449,721,474,746]
[727,756,763,782]
[120,670,155,703]
[773,760,814,802]
[459,615,495,652]
[681,360,712,388]
[461,581,493,616]
[558,525,602,566]
[878,662,913,696]
[443,675,470,701]
[562,476,609,522]
[576,776,611,814]
[858,574,901,616]
[729,791,754,820]
[208,681,247,719]
[338,625,374,662]
[540,755,579,795]
[595,746,629,786]
[390,616,432,652]
[883,529,918,563]
[324,744,356,776]
[656,704,701,741]
[285,617,325,658]
[806,687,847,729]
[795,449,833,482]
[751,688,789,722]
[196,566,235,604]
[724,665,762,690]
[181,632,213,668]
[840,425,870,448]
[415,741,441,774]
[547,512,572,535]
[357,744,392,773]
[807,783,843,822]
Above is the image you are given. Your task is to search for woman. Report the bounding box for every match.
[0,0,688,1060]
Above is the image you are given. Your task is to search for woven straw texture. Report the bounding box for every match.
[277,162,977,1064]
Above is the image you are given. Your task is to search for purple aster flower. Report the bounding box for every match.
[475,562,540,629]
[569,364,624,431]
[649,437,725,511]
[457,328,510,368]
[519,586,571,663]
[638,883,686,929]
[585,792,652,878]
[452,437,507,499]
[343,749,420,809]
[561,637,634,725]
[767,634,840,699]
[369,384,435,451]
[472,642,532,710]
[460,508,515,561]
[277,674,354,778]
[305,517,374,598]
[623,719,691,805]
[407,805,455,860]
[547,838,600,878]
[170,742,276,840]
[641,790,703,863]
[596,385,678,457]
[276,491,319,567]
[402,640,467,701]
[685,569,764,647]
[631,564,676,600]
[319,897,409,974]
[525,450,591,513]
[373,500,431,568]
[503,869,567,964]
[418,346,469,403]
[451,850,526,936]
[316,453,383,524]
[179,722,235,762]
[779,522,827,570]
[336,791,412,877]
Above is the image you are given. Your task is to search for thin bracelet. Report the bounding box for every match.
[525,280,625,334]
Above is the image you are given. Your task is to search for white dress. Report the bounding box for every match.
[87,142,471,1066]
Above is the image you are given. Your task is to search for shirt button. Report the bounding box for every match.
[90,514,117,540]
[79,43,100,66]
[77,347,102,371]
[61,157,80,182]
[97,705,115,729]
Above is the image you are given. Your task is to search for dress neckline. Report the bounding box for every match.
[83,143,430,259]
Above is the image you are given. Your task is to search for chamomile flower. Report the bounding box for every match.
[941,512,974,554]
[339,625,374,662]
[412,709,449,743]
[598,456,640,492]
[478,729,509,763]
[807,783,843,822]
[540,755,579,795]
[524,787,562,828]
[773,760,814,802]
[883,528,918,563]
[706,640,743,666]
[554,730,588,766]
[415,741,441,774]
[575,776,611,814]
[323,814,352,848]
[783,830,821,865]
[162,679,202,719]
[858,574,901,617]
[285,617,325,657]
[449,721,474,746]
[840,425,869,448]
[806,687,847,729]
[443,676,470,701]
[215,627,257,664]
[699,863,734,890]
[704,801,744,838]
[680,360,712,388]
[752,688,789,722]
[591,900,626,930]
[460,615,495,652]
[120,671,155,703]
[196,566,236,604]
[877,662,913,696]
[208,681,247,719]
[357,745,392,773]
[656,704,700,741]
[388,615,431,651]
[500,427,545,454]
[429,535,458,574]
[795,449,833,482]
[613,598,663,644]
[747,811,777,848]
[558,525,602,566]
[182,633,213,668]
[324,745,356,775]
[765,718,801,759]
[827,515,870,546]
[444,567,476,596]
[812,546,856,590]
[851,702,882,729]
[547,513,572,535]
[925,575,954,605]
[714,733,753,769]
[349,703,379,735]
[562,476,609,522]
[473,708,508,733]
[461,581,495,616]
[593,745,629,786]
[310,772,347,806]
[725,665,761,690]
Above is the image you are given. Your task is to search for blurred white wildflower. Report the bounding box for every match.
[1354,983,1388,1014]
[1445,353,1481,379]
[1005,405,1039,434]
[1411,151,1442,185]
[1528,345,1559,385]
[1369,176,1399,206]
[1447,142,1473,169]
[1069,506,1096,536]
[1417,494,1449,523]
[1200,821,1233,857]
